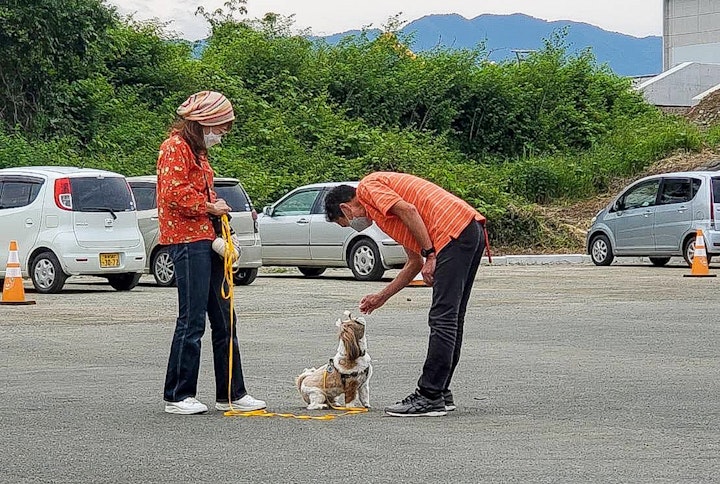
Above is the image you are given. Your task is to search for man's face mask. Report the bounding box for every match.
[204,132,222,148]
[349,216,372,232]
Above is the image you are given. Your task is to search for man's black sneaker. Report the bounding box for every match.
[384,391,447,417]
[442,390,456,411]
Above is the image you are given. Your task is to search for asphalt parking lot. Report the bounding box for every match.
[1,262,719,483]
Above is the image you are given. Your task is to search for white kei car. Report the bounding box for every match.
[0,166,146,293]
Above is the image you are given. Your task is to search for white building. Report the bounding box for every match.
[639,0,720,108]
[664,0,720,70]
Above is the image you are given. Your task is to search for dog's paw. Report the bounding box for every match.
[307,403,328,410]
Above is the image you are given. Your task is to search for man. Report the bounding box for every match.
[324,172,489,417]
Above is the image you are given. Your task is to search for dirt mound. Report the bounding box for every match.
[686,89,720,127]
[529,148,720,254]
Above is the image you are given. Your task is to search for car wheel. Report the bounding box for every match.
[233,268,258,285]
[298,267,326,277]
[649,257,671,267]
[682,236,712,267]
[349,239,385,281]
[152,247,176,287]
[30,251,68,294]
[107,273,142,291]
[590,234,614,266]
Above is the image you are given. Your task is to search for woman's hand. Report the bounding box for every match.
[206,199,231,216]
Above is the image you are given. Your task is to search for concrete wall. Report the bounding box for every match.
[638,61,720,106]
[664,0,720,70]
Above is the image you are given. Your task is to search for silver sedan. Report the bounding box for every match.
[258,182,407,280]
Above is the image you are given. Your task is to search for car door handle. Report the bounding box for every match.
[296,218,310,224]
[643,210,653,217]
[25,218,34,227]
[150,216,159,220]
[676,206,687,213]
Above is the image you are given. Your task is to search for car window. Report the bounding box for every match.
[313,190,329,215]
[712,178,720,203]
[130,185,157,211]
[0,180,43,208]
[71,177,135,211]
[273,189,321,216]
[658,178,696,205]
[619,179,660,210]
[215,183,251,212]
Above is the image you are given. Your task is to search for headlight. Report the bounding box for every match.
[590,215,597,225]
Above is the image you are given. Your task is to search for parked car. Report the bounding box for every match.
[0,166,145,293]
[586,171,720,267]
[127,175,262,286]
[258,182,407,281]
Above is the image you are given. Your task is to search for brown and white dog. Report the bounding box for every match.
[295,311,372,410]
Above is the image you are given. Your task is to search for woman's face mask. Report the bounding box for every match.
[204,132,222,148]
[349,216,372,232]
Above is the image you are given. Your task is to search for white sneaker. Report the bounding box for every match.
[164,397,208,415]
[215,394,266,411]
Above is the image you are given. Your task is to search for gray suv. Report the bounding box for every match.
[128,176,262,286]
[586,171,720,267]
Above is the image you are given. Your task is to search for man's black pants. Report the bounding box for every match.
[417,220,485,399]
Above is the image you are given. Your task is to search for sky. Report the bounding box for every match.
[107,0,663,41]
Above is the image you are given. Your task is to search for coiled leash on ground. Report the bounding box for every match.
[217,214,367,420]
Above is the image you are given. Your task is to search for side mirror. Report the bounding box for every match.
[612,200,623,212]
[263,205,273,216]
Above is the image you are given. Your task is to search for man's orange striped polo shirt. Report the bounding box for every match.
[355,172,486,255]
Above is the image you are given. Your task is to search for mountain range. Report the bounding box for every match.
[319,13,662,77]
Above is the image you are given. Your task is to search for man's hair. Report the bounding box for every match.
[325,185,357,222]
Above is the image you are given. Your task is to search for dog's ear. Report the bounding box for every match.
[335,317,343,328]
[355,316,366,326]
[343,310,352,319]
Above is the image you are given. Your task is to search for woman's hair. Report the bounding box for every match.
[171,118,234,162]
[171,118,206,161]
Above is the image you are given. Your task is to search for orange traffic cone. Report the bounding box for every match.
[684,229,716,278]
[1,240,36,305]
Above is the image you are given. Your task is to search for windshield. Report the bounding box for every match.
[70,177,135,212]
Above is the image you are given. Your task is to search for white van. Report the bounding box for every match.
[0,166,146,293]
[127,175,262,286]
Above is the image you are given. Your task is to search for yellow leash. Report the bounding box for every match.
[218,215,367,420]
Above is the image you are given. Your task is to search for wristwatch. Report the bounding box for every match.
[420,246,436,258]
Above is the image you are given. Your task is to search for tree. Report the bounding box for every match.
[0,0,117,133]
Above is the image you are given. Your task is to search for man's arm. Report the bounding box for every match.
[388,200,433,253]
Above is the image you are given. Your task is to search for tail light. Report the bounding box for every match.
[251,209,259,233]
[711,179,717,230]
[54,178,72,210]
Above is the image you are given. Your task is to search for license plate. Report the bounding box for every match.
[99,253,120,268]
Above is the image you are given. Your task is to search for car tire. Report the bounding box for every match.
[233,268,258,285]
[298,267,326,277]
[589,234,614,266]
[649,257,671,267]
[349,239,385,281]
[30,251,68,294]
[152,247,176,287]
[107,273,142,291]
[683,236,712,267]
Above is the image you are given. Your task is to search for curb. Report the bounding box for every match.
[483,254,591,266]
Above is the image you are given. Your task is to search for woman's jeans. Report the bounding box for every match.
[163,240,247,403]
[417,220,486,399]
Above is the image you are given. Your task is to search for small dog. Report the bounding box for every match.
[295,311,372,410]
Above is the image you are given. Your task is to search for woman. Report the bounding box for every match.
[158,91,266,415]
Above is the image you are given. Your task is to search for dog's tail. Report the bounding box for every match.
[295,367,316,403]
